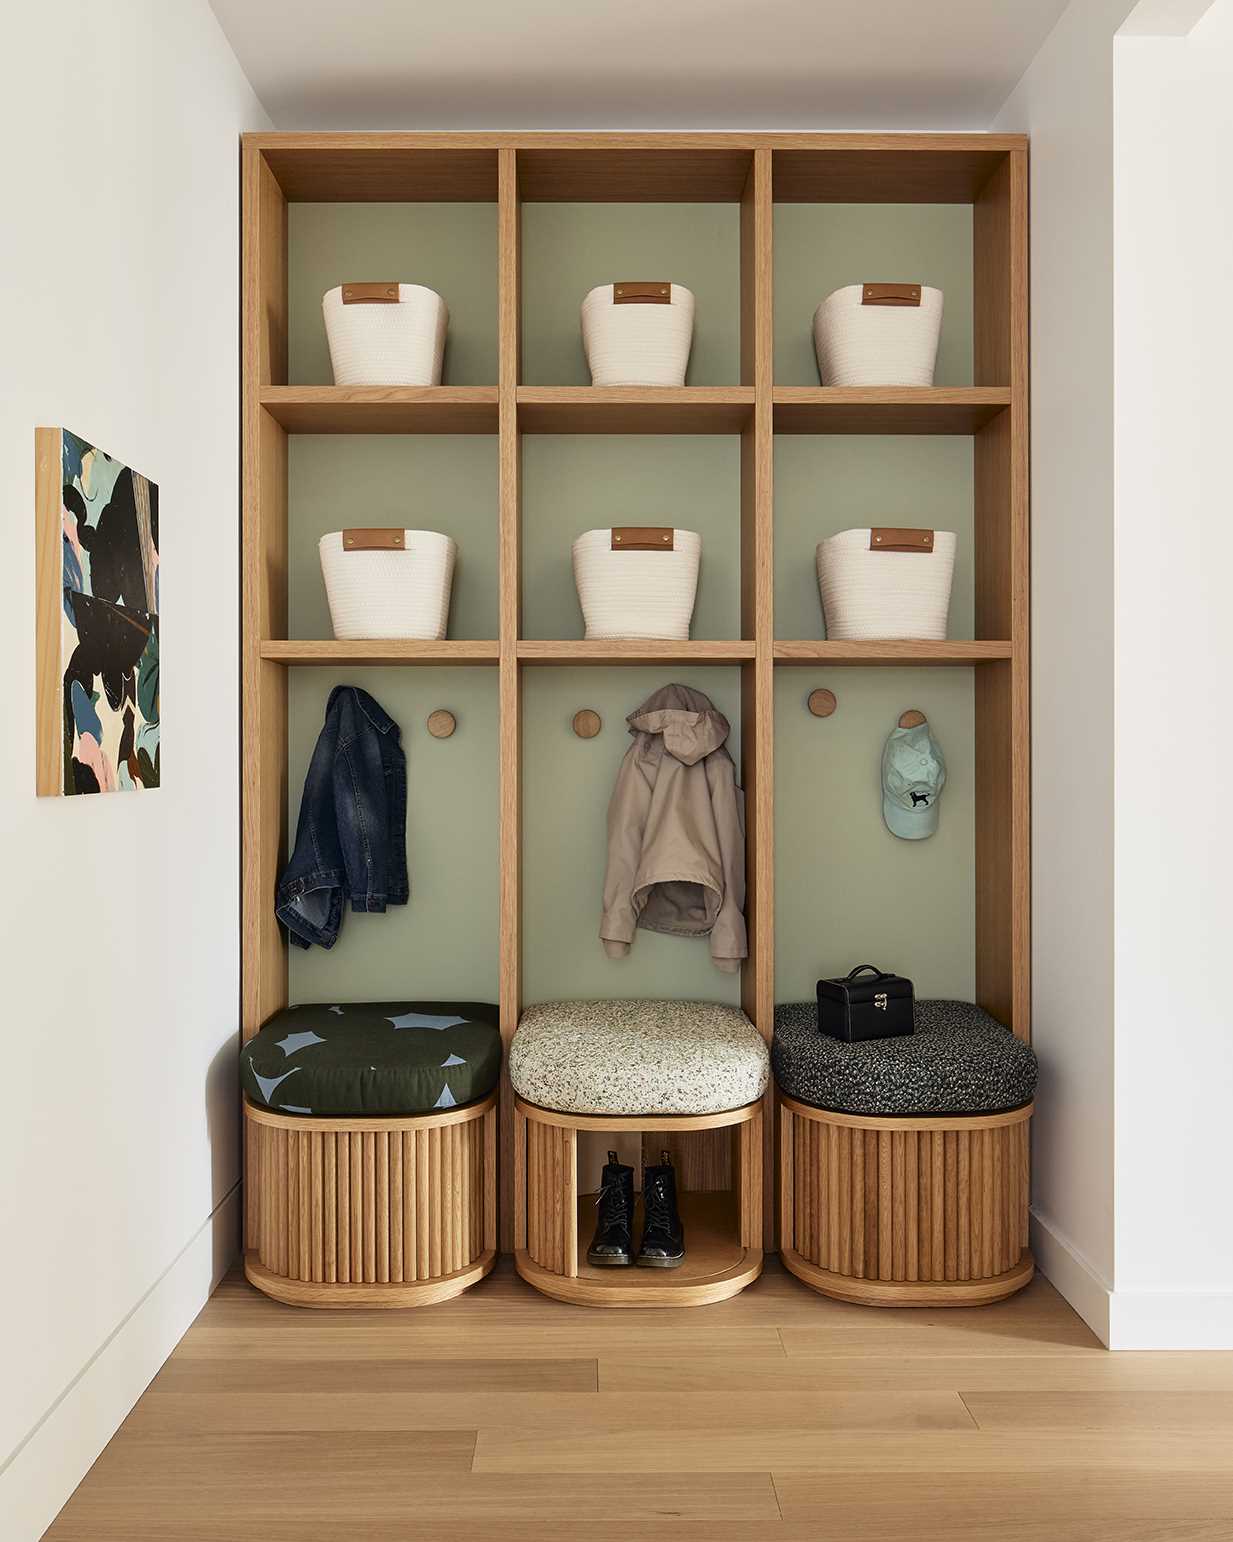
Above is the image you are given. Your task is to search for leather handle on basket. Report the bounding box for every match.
[846,964,889,981]
[341,282,400,304]
[613,282,672,304]
[343,528,406,551]
[870,527,934,554]
[611,527,674,552]
[862,283,922,307]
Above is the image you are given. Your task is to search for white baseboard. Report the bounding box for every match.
[1030,1207,1113,1345]
[1033,1207,1233,1349]
[0,1184,240,1542]
[1108,1287,1233,1350]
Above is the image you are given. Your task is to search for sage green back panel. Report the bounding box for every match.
[287,436,499,641]
[521,436,741,640]
[521,205,741,386]
[773,204,973,386]
[287,667,499,1005]
[287,203,498,386]
[774,668,975,1004]
[774,435,974,641]
[522,667,743,1007]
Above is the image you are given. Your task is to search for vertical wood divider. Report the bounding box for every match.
[740,147,775,1248]
[974,146,1030,1043]
[497,147,523,1251]
[242,144,290,1255]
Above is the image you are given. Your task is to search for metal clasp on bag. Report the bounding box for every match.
[874,993,888,1010]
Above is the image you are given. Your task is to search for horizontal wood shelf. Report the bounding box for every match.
[260,640,500,665]
[260,387,499,434]
[773,640,1014,665]
[248,133,1024,205]
[772,388,1011,435]
[258,387,1008,438]
[260,640,1008,668]
[518,640,756,664]
[517,388,754,434]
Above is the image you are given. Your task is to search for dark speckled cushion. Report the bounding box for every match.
[242,1000,501,1117]
[772,999,1037,1116]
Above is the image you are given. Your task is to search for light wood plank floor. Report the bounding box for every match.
[43,1261,1233,1541]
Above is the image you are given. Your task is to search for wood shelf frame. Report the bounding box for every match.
[772,388,1011,436]
[241,133,1030,1263]
[260,387,499,434]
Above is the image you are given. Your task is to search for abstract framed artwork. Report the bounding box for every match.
[35,428,160,796]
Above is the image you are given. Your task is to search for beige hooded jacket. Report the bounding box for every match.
[600,684,747,973]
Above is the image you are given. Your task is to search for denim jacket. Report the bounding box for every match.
[275,686,408,949]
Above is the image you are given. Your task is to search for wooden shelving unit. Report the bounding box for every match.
[242,132,1029,1258]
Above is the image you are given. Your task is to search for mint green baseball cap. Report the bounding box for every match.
[882,720,946,840]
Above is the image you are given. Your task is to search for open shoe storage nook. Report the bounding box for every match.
[241,132,1029,1307]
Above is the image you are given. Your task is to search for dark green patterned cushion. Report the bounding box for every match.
[241,1000,501,1117]
[772,999,1037,1116]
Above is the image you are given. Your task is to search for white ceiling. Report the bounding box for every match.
[208,0,1071,131]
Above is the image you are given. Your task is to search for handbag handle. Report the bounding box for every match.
[845,963,888,981]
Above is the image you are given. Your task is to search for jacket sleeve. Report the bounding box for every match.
[600,743,652,957]
[333,691,391,912]
[705,750,747,972]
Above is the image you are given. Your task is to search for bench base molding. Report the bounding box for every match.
[778,1094,1034,1308]
[243,1092,497,1309]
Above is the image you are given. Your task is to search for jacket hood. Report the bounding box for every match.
[626,684,731,766]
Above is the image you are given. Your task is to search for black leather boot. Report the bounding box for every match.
[587,1150,635,1266]
[637,1150,685,1268]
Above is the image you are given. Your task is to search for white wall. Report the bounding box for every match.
[1110,0,1233,1347]
[0,5,267,1537]
[995,0,1137,1343]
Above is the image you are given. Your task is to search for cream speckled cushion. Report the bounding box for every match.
[511,999,769,1116]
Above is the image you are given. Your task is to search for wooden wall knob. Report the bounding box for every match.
[427,709,457,739]
[898,708,927,729]
[807,688,837,718]
[572,709,602,739]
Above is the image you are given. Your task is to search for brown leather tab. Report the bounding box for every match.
[870,527,934,553]
[342,528,406,551]
[341,282,400,304]
[613,281,672,305]
[611,527,674,552]
[861,283,922,307]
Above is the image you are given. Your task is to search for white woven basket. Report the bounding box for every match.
[581,282,695,387]
[322,283,448,386]
[816,527,956,641]
[572,526,701,640]
[319,528,456,640]
[813,283,943,387]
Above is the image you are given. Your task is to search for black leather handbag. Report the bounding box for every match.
[817,964,915,1043]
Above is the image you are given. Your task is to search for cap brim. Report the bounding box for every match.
[883,793,939,840]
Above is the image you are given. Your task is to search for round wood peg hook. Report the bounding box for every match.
[898,708,928,729]
[426,709,457,739]
[807,688,837,718]
[572,709,602,739]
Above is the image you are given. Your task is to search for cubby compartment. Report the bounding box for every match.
[520,203,742,387]
[773,203,974,388]
[286,436,499,642]
[520,438,742,641]
[774,434,975,641]
[286,665,499,1004]
[515,1101,762,1307]
[773,667,976,1003]
[520,665,746,1004]
[286,202,499,387]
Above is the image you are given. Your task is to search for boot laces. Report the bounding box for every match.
[644,1176,673,1237]
[595,1175,629,1229]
